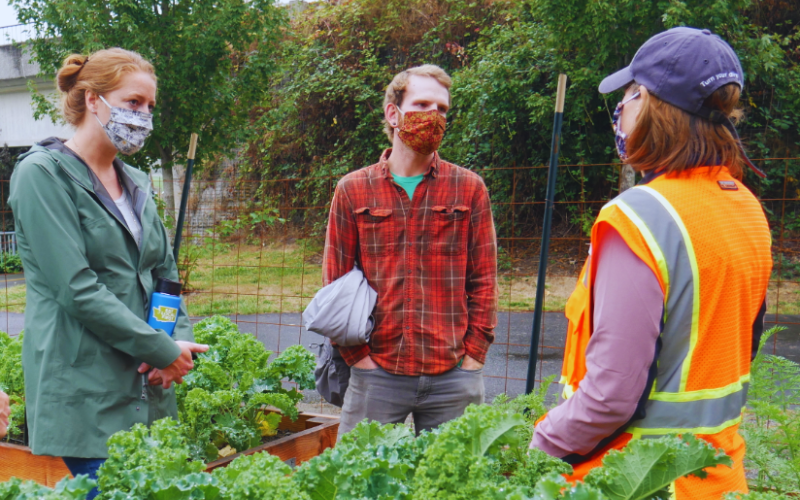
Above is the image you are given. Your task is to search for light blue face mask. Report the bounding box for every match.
[95,95,153,155]
[611,90,640,161]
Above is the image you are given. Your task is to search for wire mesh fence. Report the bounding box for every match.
[0,157,798,412]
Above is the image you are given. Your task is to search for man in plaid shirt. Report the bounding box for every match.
[323,65,498,437]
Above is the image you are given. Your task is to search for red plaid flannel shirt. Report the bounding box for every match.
[322,149,498,376]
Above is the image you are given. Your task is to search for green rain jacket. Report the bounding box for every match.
[8,140,193,458]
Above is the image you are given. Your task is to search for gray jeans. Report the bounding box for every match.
[337,364,485,439]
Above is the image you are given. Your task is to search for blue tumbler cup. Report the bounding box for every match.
[147,277,182,336]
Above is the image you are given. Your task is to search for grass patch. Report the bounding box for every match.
[3,256,800,319]
[0,285,26,313]
[498,275,572,312]
[767,280,800,316]
[182,243,323,316]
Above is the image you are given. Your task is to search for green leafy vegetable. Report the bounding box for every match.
[527,474,606,500]
[212,452,310,500]
[176,316,315,461]
[294,421,425,500]
[0,331,25,442]
[583,434,732,500]
[740,325,800,495]
[0,476,96,500]
[493,376,558,475]
[96,419,206,500]
[411,404,528,500]
[724,491,787,500]
[507,448,573,492]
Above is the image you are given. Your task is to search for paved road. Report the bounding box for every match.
[2,310,798,405]
[0,273,24,288]
[188,312,800,404]
[189,311,571,404]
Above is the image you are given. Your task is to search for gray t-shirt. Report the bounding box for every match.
[114,192,142,247]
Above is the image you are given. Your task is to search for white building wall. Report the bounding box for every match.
[0,41,72,147]
[0,85,73,147]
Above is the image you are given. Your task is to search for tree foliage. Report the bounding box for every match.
[12,0,287,216]
[244,0,799,235]
[10,0,800,235]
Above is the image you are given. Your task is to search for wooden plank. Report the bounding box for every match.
[205,414,339,471]
[0,411,340,485]
[0,442,72,488]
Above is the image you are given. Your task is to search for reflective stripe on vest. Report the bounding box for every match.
[604,186,744,435]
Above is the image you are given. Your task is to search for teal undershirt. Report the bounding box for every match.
[391,172,425,201]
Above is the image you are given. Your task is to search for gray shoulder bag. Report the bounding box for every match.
[305,267,376,407]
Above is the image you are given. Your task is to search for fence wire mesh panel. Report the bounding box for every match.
[0,158,798,412]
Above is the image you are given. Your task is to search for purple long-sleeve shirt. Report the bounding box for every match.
[531,228,664,457]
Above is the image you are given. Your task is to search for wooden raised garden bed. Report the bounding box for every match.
[205,412,339,471]
[0,412,339,487]
[0,441,71,488]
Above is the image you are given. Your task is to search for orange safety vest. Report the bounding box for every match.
[552,167,772,498]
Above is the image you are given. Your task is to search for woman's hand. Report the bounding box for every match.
[146,369,164,386]
[138,341,209,389]
[0,390,10,439]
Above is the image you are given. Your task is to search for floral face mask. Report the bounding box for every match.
[611,90,641,161]
[395,108,447,156]
[95,95,153,156]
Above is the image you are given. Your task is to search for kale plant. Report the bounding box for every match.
[739,325,800,495]
[410,404,530,500]
[0,331,25,442]
[0,476,96,500]
[96,419,206,500]
[493,375,559,476]
[212,451,310,500]
[293,420,427,500]
[176,316,316,461]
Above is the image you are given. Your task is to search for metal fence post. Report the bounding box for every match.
[526,74,568,394]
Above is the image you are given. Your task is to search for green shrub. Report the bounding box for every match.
[0,253,22,274]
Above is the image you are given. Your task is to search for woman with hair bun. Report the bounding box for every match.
[530,28,772,498]
[9,48,207,496]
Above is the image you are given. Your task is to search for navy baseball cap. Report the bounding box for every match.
[599,27,765,178]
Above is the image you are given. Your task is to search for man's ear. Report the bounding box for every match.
[384,102,401,128]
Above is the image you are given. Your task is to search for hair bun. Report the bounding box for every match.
[56,54,89,93]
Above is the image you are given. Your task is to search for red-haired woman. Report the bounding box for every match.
[530,28,772,499]
[9,48,207,495]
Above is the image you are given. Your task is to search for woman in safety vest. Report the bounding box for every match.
[529,27,772,498]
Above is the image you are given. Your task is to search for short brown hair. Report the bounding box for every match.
[383,65,452,142]
[625,83,745,178]
[57,48,156,126]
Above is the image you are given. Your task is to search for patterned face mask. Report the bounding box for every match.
[95,95,153,156]
[611,90,640,161]
[396,108,447,156]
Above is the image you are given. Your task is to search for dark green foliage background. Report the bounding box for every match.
[246,0,799,236]
[11,0,800,238]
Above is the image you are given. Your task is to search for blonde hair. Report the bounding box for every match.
[57,48,156,126]
[383,65,452,142]
[626,83,745,178]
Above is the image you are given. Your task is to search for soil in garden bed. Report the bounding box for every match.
[254,429,293,447]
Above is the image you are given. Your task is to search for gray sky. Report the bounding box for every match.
[0,1,19,27]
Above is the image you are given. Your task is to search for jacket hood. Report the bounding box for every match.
[19,137,150,193]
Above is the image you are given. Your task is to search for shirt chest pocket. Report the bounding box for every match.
[429,205,470,255]
[355,207,395,256]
